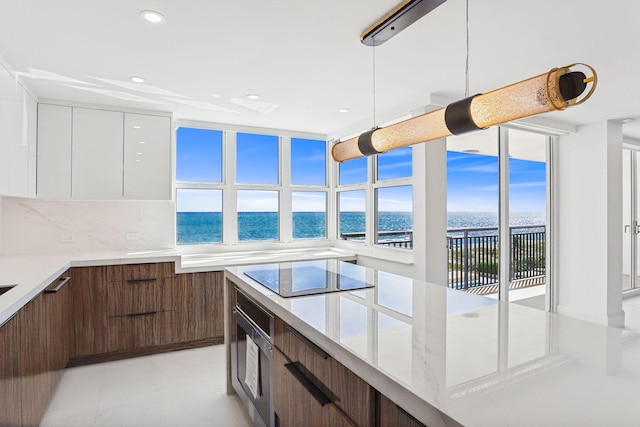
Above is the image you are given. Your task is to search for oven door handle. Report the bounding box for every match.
[234,308,273,359]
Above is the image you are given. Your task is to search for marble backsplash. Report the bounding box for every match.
[0,197,176,255]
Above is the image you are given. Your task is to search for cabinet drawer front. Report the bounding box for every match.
[275,318,373,427]
[107,278,175,316]
[124,262,174,281]
[274,349,355,427]
[105,310,174,353]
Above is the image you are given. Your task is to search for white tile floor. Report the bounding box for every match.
[40,345,253,427]
[623,293,640,332]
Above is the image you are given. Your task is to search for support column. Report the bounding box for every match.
[555,121,624,327]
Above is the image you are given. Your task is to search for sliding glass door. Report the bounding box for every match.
[622,147,640,292]
[447,127,552,309]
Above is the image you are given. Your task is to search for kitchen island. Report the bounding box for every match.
[225,260,640,427]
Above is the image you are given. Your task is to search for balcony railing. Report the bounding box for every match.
[448,225,545,290]
[340,225,546,291]
[340,230,414,248]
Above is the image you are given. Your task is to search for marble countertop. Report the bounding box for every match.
[0,247,354,326]
[226,260,640,427]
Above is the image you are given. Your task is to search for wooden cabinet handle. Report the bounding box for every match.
[44,276,71,294]
[284,362,333,406]
[286,324,330,360]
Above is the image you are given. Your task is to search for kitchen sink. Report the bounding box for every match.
[0,284,17,296]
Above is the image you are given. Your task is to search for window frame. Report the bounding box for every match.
[334,146,414,251]
[174,120,329,249]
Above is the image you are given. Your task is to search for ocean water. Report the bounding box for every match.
[177,211,413,244]
[176,211,543,245]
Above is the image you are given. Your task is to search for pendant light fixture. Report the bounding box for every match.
[332,64,597,162]
[332,1,598,162]
[361,0,448,46]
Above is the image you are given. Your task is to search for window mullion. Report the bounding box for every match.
[224,130,237,245]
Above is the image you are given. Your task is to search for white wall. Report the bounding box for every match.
[555,121,624,327]
[0,197,176,255]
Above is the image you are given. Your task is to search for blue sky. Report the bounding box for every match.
[447,151,546,212]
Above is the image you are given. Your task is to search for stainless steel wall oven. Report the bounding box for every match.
[231,287,275,427]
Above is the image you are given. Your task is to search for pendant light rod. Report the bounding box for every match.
[361,0,448,46]
[332,63,597,162]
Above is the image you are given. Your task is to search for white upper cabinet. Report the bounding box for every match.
[71,108,124,199]
[0,63,37,197]
[124,113,171,200]
[37,104,72,198]
[36,103,172,200]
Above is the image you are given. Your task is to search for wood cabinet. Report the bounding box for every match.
[274,347,355,427]
[378,394,426,427]
[274,317,374,427]
[0,311,21,427]
[36,104,171,200]
[176,271,224,343]
[0,270,72,427]
[70,263,223,364]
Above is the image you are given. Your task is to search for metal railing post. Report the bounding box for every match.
[463,230,469,289]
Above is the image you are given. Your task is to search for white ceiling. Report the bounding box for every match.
[2,0,640,140]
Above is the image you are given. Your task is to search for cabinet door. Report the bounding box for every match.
[274,348,355,427]
[123,113,171,200]
[0,315,21,427]
[43,273,73,389]
[275,319,374,426]
[6,90,35,197]
[71,108,124,199]
[17,295,51,427]
[37,104,72,198]
[71,266,110,356]
[378,393,426,427]
[176,272,224,343]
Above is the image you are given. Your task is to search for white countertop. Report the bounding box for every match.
[0,247,354,326]
[225,260,640,427]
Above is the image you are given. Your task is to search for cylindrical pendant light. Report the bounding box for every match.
[331,63,597,162]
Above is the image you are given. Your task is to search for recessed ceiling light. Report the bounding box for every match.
[621,118,636,123]
[246,94,260,100]
[338,108,350,113]
[130,76,145,83]
[133,125,142,129]
[136,152,143,155]
[140,10,165,24]
[138,141,146,144]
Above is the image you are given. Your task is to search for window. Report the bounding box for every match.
[446,127,551,306]
[176,189,222,244]
[236,133,278,184]
[375,186,413,248]
[338,190,366,242]
[176,128,222,182]
[335,142,413,249]
[175,125,328,246]
[339,156,367,185]
[377,146,412,181]
[292,191,327,239]
[291,138,326,185]
[237,190,279,241]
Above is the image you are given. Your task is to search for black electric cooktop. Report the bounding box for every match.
[244,262,373,298]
